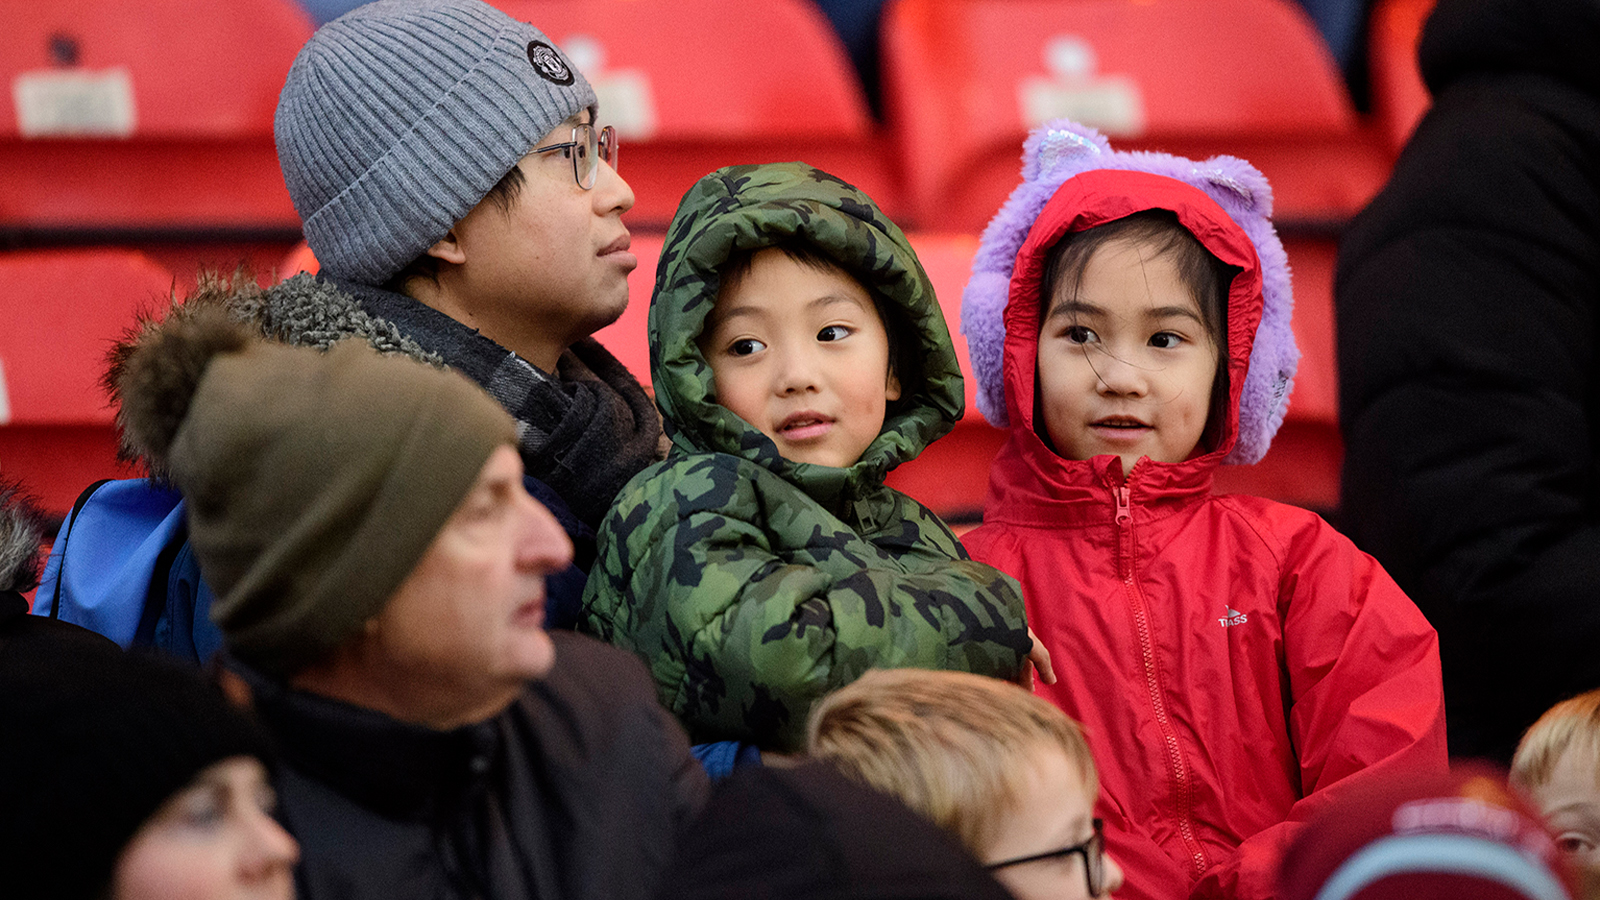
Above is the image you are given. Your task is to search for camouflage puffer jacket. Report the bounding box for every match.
[579,163,1029,750]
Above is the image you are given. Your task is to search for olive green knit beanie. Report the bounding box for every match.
[117,306,517,677]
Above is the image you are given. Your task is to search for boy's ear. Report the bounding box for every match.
[425,229,468,265]
[886,368,902,403]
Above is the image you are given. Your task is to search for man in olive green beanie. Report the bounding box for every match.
[115,305,706,900]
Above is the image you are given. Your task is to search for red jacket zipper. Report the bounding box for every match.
[1115,481,1209,878]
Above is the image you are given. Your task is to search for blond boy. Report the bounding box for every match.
[1514,688,1600,894]
[809,668,1124,900]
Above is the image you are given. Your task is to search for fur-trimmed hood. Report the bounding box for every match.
[962,120,1298,466]
[0,481,45,595]
[107,272,443,479]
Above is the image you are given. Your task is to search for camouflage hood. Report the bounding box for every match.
[649,163,964,504]
[582,164,1028,750]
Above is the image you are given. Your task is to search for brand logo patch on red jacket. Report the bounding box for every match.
[1219,607,1249,627]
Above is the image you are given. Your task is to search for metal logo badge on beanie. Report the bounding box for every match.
[527,40,575,85]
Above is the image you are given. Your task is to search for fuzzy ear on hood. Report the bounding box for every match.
[961,119,1298,466]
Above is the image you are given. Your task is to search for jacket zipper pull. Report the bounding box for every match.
[1115,485,1132,525]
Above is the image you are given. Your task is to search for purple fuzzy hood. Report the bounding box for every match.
[961,120,1298,466]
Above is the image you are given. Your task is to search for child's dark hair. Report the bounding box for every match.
[1039,209,1238,450]
[1040,209,1232,344]
[717,240,924,415]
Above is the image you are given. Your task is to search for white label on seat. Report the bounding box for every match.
[1018,35,1144,138]
[13,67,137,137]
[0,357,11,425]
[561,35,658,140]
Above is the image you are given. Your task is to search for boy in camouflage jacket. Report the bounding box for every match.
[581,163,1031,751]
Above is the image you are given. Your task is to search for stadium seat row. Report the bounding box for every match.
[2,0,1438,519]
[3,0,1433,238]
[3,229,1340,520]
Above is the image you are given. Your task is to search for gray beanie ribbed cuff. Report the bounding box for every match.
[275,0,596,285]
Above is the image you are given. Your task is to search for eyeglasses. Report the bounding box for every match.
[985,818,1108,897]
[531,122,618,190]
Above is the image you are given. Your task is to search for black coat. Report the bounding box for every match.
[658,762,1017,900]
[1336,0,1600,762]
[243,631,708,900]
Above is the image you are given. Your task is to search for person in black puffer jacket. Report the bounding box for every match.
[1336,0,1600,763]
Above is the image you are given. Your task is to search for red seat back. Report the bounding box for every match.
[0,249,174,511]
[882,0,1389,233]
[494,0,895,227]
[0,0,313,235]
[1368,0,1437,153]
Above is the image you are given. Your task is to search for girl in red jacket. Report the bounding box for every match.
[959,120,1448,900]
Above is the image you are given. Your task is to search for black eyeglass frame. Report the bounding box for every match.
[983,817,1106,897]
[531,123,618,190]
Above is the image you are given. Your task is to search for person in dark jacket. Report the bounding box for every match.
[658,762,1020,900]
[1336,0,1600,763]
[111,304,707,900]
[3,479,296,900]
[272,0,663,538]
[38,0,662,654]
[1,641,299,900]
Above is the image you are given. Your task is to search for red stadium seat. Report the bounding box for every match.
[279,242,321,279]
[0,249,174,514]
[0,0,313,239]
[1368,0,1437,154]
[591,230,664,391]
[881,0,1392,234]
[494,0,896,228]
[881,233,1003,521]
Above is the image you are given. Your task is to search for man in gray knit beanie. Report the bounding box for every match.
[270,0,663,560]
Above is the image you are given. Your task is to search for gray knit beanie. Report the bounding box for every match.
[275,0,597,285]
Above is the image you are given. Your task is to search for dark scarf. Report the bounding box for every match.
[339,282,664,529]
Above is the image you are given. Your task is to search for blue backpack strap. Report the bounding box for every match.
[41,479,114,619]
[134,514,189,646]
[35,479,189,648]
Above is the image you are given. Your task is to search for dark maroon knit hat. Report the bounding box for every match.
[1278,764,1576,900]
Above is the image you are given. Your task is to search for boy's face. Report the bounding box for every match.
[1036,236,1219,475]
[981,749,1123,900]
[445,111,637,369]
[1527,746,1600,881]
[700,248,901,469]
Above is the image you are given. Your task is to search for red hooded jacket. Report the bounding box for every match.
[963,167,1448,900]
